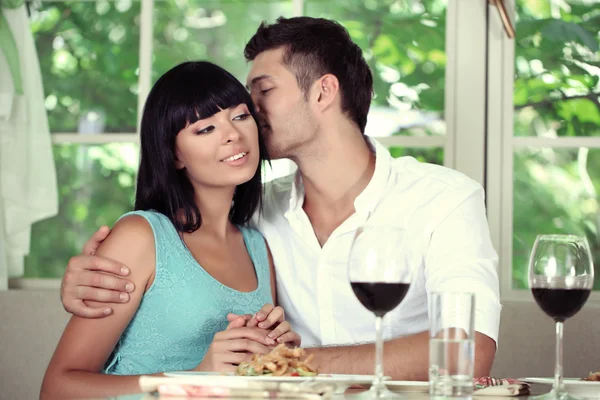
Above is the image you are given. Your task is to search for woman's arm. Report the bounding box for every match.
[41,215,156,399]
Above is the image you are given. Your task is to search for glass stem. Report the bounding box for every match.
[373,315,385,393]
[554,321,564,394]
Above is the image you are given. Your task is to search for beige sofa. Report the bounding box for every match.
[1,290,598,400]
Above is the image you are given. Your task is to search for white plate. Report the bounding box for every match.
[522,378,600,398]
[385,380,429,393]
[164,371,233,377]
[163,372,381,394]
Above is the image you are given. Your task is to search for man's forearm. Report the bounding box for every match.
[306,331,496,381]
[306,331,430,381]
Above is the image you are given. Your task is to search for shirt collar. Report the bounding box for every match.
[353,137,392,217]
[287,170,305,214]
[286,137,392,217]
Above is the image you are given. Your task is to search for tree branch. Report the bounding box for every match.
[515,91,600,110]
[367,13,383,75]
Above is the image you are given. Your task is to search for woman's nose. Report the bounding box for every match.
[224,125,242,143]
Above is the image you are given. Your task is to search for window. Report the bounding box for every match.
[25,0,141,278]
[487,0,600,296]
[24,0,451,279]
[31,0,140,133]
[306,0,447,166]
[26,143,138,278]
[511,0,600,291]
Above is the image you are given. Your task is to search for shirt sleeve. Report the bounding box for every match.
[424,186,502,344]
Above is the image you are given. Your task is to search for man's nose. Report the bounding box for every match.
[251,93,261,113]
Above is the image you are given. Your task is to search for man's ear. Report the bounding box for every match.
[314,74,340,112]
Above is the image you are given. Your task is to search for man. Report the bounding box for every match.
[59,16,500,380]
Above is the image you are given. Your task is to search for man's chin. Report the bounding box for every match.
[265,144,286,160]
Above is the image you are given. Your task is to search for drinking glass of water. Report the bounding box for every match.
[348,225,412,399]
[529,234,594,400]
[429,292,475,399]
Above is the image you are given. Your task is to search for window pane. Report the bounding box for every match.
[25,144,138,278]
[152,0,293,83]
[514,1,600,137]
[305,0,447,138]
[388,146,444,165]
[31,1,140,133]
[512,147,600,290]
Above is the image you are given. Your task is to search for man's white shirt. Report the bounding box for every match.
[252,139,501,347]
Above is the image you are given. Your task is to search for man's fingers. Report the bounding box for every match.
[75,285,129,303]
[82,226,111,256]
[80,270,134,292]
[255,304,274,321]
[267,321,290,340]
[275,331,301,347]
[90,256,131,277]
[258,306,284,329]
[67,254,131,278]
[215,327,276,345]
[66,300,112,319]
[248,304,274,327]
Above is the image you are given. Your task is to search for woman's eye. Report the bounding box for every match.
[233,113,251,121]
[261,88,272,95]
[196,126,214,134]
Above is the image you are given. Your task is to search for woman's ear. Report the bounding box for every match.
[174,151,185,170]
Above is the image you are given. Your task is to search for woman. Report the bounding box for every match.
[41,61,300,399]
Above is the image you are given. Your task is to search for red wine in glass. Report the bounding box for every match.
[531,288,591,323]
[350,282,411,317]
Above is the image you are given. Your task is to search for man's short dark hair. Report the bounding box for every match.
[244,16,373,133]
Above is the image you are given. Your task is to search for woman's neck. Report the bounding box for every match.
[188,185,237,240]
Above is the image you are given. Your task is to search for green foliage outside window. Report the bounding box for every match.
[24,0,600,288]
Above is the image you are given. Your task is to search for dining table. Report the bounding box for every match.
[103,382,549,400]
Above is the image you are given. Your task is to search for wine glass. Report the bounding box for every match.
[348,225,412,399]
[528,234,594,400]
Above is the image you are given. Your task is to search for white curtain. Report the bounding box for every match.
[0,3,58,289]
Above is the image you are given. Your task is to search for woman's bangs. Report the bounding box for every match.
[182,74,251,127]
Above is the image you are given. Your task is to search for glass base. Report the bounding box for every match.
[531,389,582,400]
[346,384,404,399]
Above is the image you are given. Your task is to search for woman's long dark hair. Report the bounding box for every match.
[134,61,269,233]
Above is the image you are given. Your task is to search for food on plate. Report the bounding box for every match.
[236,344,318,377]
[581,371,600,381]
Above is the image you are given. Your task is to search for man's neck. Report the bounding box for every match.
[291,124,376,245]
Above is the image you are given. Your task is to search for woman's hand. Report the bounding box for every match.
[227,304,301,347]
[194,326,275,373]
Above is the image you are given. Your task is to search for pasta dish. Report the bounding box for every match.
[236,344,318,377]
[581,372,600,381]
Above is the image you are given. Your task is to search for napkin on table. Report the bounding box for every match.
[474,377,531,396]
